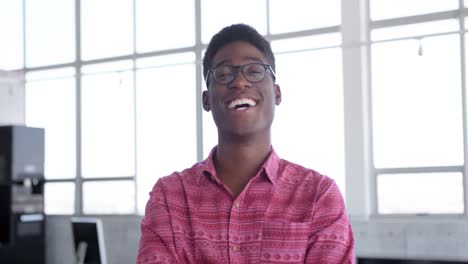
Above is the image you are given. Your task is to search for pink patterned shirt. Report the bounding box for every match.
[137,147,354,263]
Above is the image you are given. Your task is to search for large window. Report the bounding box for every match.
[0,0,23,70]
[81,0,133,60]
[25,68,77,214]
[8,0,468,218]
[81,61,135,178]
[377,173,464,214]
[13,0,468,218]
[25,0,75,67]
[370,0,458,20]
[17,0,344,215]
[272,34,345,193]
[136,0,195,52]
[370,1,466,214]
[136,53,197,214]
[201,0,267,44]
[83,181,135,214]
[269,0,340,33]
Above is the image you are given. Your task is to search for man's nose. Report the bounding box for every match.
[228,70,251,89]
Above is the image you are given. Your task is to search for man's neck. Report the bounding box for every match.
[214,133,272,196]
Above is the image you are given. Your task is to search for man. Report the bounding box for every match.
[137,24,354,263]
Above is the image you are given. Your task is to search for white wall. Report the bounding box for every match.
[352,219,468,261]
[0,70,25,125]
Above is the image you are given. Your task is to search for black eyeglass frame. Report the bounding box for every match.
[205,62,276,85]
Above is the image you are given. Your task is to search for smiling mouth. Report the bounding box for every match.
[228,98,257,110]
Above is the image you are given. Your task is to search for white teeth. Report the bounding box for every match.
[228,98,257,109]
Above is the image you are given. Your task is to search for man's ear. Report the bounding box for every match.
[274,84,282,105]
[202,90,211,111]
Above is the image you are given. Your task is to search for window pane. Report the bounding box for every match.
[201,49,217,157]
[25,0,75,67]
[136,54,197,214]
[371,20,459,41]
[0,0,23,70]
[269,0,340,34]
[378,173,464,214]
[44,182,75,215]
[25,68,76,179]
[272,48,345,194]
[83,181,135,214]
[465,17,468,31]
[81,61,135,178]
[271,33,341,54]
[136,0,195,53]
[200,49,217,157]
[372,35,464,168]
[370,0,458,20]
[203,107,217,158]
[0,71,24,124]
[81,0,133,60]
[201,0,267,44]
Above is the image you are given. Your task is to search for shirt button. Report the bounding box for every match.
[231,245,237,252]
[235,202,240,209]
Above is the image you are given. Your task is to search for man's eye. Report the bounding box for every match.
[246,65,264,73]
[216,72,230,78]
[246,69,263,77]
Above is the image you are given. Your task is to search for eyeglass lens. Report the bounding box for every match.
[213,63,267,84]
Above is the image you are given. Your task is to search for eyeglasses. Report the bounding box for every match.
[206,62,276,85]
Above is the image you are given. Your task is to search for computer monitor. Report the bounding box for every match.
[71,217,107,264]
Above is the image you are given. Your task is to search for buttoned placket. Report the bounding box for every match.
[228,197,242,263]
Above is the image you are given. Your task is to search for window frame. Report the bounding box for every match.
[367,2,468,217]
[20,0,344,216]
[18,0,468,218]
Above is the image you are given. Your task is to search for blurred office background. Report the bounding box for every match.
[0,0,467,263]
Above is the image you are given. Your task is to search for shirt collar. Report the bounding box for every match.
[200,146,218,183]
[200,146,281,185]
[262,147,280,185]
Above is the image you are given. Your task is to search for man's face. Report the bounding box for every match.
[203,41,282,138]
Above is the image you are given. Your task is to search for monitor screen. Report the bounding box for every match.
[71,217,107,264]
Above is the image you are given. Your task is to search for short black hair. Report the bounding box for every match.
[202,24,276,86]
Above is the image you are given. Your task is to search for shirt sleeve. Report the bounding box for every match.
[137,179,179,264]
[304,178,355,264]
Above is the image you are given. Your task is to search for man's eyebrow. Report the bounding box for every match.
[212,56,265,68]
[212,60,227,69]
[243,56,263,63]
